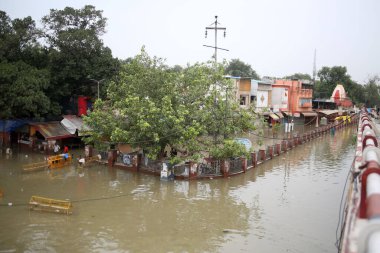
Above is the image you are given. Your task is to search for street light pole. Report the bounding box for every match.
[89,79,104,100]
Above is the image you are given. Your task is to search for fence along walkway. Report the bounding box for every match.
[93,114,358,180]
[151,114,358,179]
[339,109,380,253]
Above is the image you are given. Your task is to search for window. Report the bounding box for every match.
[240,95,248,105]
[299,98,312,107]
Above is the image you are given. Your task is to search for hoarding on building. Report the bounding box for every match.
[256,90,268,108]
[271,88,288,110]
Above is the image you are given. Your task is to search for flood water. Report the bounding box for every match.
[0,126,356,253]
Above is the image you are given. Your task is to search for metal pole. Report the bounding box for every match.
[214,16,217,66]
[97,81,100,100]
[204,15,228,68]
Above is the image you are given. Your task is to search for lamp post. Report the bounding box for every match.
[89,79,104,100]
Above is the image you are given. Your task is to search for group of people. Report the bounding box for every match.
[53,143,69,155]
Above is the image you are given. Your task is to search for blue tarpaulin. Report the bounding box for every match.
[0,120,29,132]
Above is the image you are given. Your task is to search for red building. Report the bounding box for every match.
[272,79,317,120]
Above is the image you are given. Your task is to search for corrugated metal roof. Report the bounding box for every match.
[61,115,91,136]
[31,122,73,140]
[269,113,279,120]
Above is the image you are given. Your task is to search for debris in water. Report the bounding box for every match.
[223,229,244,234]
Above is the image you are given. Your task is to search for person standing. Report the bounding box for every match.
[63,145,69,154]
[54,143,60,154]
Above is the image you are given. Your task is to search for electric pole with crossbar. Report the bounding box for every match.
[203,16,228,67]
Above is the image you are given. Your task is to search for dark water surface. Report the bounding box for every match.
[0,127,355,253]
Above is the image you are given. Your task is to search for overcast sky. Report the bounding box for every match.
[1,0,379,83]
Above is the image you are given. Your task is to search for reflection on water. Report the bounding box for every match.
[0,126,356,252]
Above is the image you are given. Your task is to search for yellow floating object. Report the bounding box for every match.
[22,161,48,172]
[47,154,72,169]
[29,195,73,215]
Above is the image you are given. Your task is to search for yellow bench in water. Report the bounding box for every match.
[29,195,73,215]
[47,154,72,169]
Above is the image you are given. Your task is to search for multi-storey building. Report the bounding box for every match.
[272,79,317,122]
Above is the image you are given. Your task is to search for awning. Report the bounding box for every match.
[31,122,74,140]
[282,112,300,117]
[301,112,318,117]
[0,120,29,132]
[61,115,91,136]
[317,110,340,116]
[275,112,284,118]
[269,113,279,120]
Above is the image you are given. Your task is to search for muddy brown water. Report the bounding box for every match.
[0,127,355,252]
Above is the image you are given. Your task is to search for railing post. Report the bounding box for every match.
[241,157,247,173]
[251,152,257,167]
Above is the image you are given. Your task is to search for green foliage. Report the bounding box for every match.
[0,7,120,119]
[84,48,258,161]
[0,11,56,119]
[0,61,56,119]
[363,76,380,107]
[210,139,248,159]
[42,5,120,104]
[225,58,260,79]
[314,66,366,105]
[283,73,312,80]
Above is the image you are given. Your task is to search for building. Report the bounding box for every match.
[331,84,353,108]
[251,79,273,112]
[272,79,317,123]
[234,77,252,109]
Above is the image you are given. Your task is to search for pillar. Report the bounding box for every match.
[251,152,257,167]
[259,149,266,162]
[85,145,93,158]
[108,149,117,167]
[276,143,281,155]
[241,157,247,173]
[268,146,274,159]
[189,162,198,180]
[282,140,287,152]
[221,159,229,178]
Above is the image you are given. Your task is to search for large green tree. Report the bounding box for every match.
[225,58,260,79]
[0,11,54,119]
[84,49,258,161]
[363,76,380,107]
[315,66,366,105]
[42,5,120,108]
[283,73,312,80]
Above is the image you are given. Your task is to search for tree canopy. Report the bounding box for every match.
[84,49,258,161]
[225,58,260,79]
[313,66,367,105]
[363,76,380,107]
[0,11,53,119]
[42,5,120,108]
[0,6,120,119]
[283,73,312,80]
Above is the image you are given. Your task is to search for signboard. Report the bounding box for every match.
[256,90,268,108]
[271,88,288,110]
[234,138,252,151]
